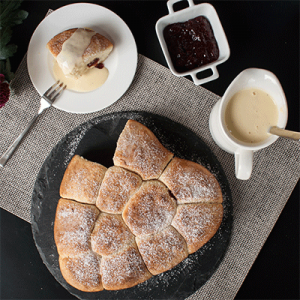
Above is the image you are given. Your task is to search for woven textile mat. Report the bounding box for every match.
[0,52,299,299]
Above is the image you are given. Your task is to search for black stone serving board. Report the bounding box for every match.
[31,111,233,300]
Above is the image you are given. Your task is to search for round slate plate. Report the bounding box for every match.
[31,111,233,300]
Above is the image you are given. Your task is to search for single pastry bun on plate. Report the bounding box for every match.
[47,28,113,78]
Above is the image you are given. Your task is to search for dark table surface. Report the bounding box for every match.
[1,1,299,299]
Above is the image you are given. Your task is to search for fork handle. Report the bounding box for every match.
[0,113,39,167]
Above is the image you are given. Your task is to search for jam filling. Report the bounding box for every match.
[96,62,104,69]
[87,58,99,68]
[163,16,219,73]
[87,58,104,69]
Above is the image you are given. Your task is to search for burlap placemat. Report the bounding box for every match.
[1,51,299,299]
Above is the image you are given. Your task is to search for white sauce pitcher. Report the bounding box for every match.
[209,68,288,180]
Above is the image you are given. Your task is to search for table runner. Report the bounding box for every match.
[1,50,299,299]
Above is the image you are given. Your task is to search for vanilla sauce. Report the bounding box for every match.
[53,60,109,92]
[225,88,279,144]
[53,28,109,92]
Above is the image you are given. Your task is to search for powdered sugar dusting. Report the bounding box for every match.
[100,243,151,290]
[63,251,102,288]
[55,199,99,256]
[122,181,177,236]
[63,124,91,167]
[54,118,230,292]
[113,120,173,180]
[137,225,188,275]
[91,213,135,256]
[60,155,107,204]
[96,166,142,214]
[135,253,203,293]
[172,203,223,253]
[160,157,222,204]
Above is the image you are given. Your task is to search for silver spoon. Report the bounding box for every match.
[269,126,300,141]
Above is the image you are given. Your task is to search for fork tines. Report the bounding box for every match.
[44,80,67,103]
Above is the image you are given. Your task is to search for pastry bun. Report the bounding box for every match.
[47,28,113,78]
[54,120,224,292]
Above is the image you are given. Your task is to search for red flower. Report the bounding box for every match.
[0,74,10,108]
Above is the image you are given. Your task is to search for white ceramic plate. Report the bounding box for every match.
[27,3,138,114]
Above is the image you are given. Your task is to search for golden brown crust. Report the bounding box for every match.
[60,155,107,204]
[171,203,223,254]
[47,28,113,61]
[59,252,103,292]
[47,28,113,78]
[96,166,142,214]
[54,198,100,257]
[113,120,174,180]
[159,157,223,204]
[122,180,177,237]
[100,241,152,290]
[47,28,77,57]
[136,226,188,275]
[91,213,135,257]
[54,119,225,292]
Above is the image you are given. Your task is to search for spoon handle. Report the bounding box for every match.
[269,126,300,141]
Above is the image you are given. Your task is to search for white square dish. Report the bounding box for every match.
[156,0,230,85]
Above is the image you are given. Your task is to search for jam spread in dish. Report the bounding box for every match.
[163,16,219,73]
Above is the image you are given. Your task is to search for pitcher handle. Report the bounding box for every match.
[234,148,253,180]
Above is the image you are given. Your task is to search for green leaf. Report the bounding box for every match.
[0,0,28,81]
[0,0,26,28]
[0,58,14,81]
[4,9,28,27]
[0,43,17,60]
[0,27,13,46]
[5,58,14,81]
[0,0,22,19]
[0,0,22,12]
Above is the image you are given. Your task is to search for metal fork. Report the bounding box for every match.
[0,80,67,167]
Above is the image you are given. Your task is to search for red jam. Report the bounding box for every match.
[163,16,219,73]
[87,58,104,69]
